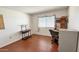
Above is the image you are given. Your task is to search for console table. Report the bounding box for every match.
[21,29,31,40]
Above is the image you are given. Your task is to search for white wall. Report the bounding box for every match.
[0,7,30,48]
[68,6,79,30]
[30,8,68,36]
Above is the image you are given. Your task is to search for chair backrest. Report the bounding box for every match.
[49,29,59,44]
[49,29,59,36]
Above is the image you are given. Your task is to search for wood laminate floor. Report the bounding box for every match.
[0,35,58,52]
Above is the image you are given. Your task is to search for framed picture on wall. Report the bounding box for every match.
[0,15,5,29]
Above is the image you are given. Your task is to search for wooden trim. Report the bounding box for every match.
[0,15,5,29]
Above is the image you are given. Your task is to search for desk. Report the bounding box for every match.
[50,29,79,52]
[21,29,31,40]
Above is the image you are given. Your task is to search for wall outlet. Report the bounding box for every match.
[9,36,12,39]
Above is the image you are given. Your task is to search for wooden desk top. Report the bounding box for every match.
[21,29,31,33]
[50,29,79,32]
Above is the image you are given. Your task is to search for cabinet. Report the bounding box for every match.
[59,30,79,52]
[55,16,68,30]
[51,29,79,52]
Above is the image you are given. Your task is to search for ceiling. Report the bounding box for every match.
[1,6,67,14]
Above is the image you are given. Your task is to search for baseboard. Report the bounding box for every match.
[0,37,21,48]
[32,34,51,37]
[0,34,51,48]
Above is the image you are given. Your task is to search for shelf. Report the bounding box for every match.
[20,29,31,40]
[22,35,32,40]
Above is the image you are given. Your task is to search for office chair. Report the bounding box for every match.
[49,29,59,45]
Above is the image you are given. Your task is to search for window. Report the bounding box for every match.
[38,16,55,27]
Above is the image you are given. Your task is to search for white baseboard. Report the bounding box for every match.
[0,37,21,48]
